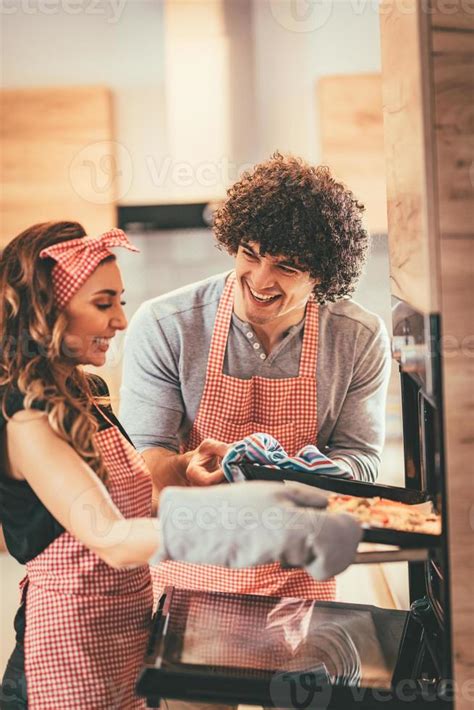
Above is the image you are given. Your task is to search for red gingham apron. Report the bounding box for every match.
[22,418,153,709]
[152,272,336,602]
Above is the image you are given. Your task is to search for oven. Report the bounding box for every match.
[136,297,452,708]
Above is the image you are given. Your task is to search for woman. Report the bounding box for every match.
[0,222,361,709]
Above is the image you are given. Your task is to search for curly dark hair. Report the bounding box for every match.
[213,152,369,303]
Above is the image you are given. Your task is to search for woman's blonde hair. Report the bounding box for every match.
[0,221,109,481]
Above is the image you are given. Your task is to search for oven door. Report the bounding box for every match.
[136,587,449,709]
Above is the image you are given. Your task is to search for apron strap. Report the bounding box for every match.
[299,298,319,379]
[91,400,121,432]
[206,271,236,378]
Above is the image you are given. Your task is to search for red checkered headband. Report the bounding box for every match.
[39,228,139,308]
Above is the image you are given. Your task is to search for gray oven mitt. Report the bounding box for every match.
[151,481,362,580]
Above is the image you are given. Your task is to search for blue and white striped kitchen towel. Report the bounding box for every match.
[221,432,353,482]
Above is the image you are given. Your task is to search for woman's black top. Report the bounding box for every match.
[0,376,133,565]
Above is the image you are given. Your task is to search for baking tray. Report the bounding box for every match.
[239,463,441,549]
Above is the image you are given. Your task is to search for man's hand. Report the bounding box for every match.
[186,438,230,486]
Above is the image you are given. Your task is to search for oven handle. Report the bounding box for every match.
[354,548,429,564]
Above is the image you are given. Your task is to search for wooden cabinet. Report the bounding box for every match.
[380,3,474,707]
[0,86,116,248]
[318,74,387,235]
[432,26,474,239]
[380,2,441,313]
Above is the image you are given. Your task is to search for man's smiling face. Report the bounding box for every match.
[233,241,316,327]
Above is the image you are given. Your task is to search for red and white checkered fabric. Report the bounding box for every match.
[23,423,153,709]
[168,590,357,679]
[151,272,336,603]
[39,228,139,308]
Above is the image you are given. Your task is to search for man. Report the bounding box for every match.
[120,153,391,602]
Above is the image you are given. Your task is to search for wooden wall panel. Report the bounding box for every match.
[318,74,387,235]
[439,237,474,709]
[379,0,440,313]
[432,31,474,238]
[433,7,474,707]
[381,2,474,706]
[431,3,474,31]
[0,86,116,248]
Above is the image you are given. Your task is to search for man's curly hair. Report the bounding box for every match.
[213,152,369,303]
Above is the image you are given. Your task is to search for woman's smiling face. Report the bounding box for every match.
[63,258,127,367]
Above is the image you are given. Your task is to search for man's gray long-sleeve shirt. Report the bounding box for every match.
[119,272,391,482]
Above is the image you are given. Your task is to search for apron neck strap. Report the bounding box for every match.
[206,271,236,376]
[299,297,319,378]
[90,399,117,430]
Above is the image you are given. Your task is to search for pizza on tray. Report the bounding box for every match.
[327,494,441,535]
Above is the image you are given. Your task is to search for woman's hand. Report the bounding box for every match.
[186,438,230,486]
